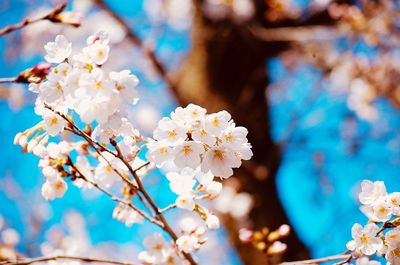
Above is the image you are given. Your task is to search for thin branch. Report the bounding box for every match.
[67,157,162,227]
[45,106,156,217]
[93,0,185,105]
[133,161,151,173]
[1,255,137,265]
[160,203,177,213]
[44,109,196,263]
[280,254,351,265]
[0,77,18,83]
[0,2,67,36]
[110,140,198,265]
[333,255,352,265]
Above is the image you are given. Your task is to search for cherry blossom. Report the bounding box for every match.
[44,35,72,63]
[346,223,383,255]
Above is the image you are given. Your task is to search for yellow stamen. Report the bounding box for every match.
[105,165,113,173]
[213,150,224,160]
[200,129,207,136]
[55,83,62,92]
[225,133,234,142]
[360,234,370,244]
[54,181,64,190]
[158,147,168,154]
[212,117,220,127]
[49,117,58,126]
[183,145,192,155]
[168,130,177,139]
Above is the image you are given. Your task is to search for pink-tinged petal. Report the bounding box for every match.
[346,240,357,251]
[352,223,363,238]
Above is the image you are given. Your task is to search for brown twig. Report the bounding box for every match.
[0,77,18,83]
[160,203,177,213]
[92,0,184,105]
[67,157,162,226]
[45,106,196,264]
[110,139,198,265]
[0,2,67,36]
[1,255,137,265]
[46,106,155,216]
[280,254,351,265]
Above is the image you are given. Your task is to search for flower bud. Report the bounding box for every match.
[51,12,82,27]
[205,214,220,230]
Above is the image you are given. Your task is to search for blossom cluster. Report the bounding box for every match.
[146,104,252,214]
[346,180,400,265]
[139,217,209,264]
[14,32,254,263]
[14,31,143,201]
[147,104,252,178]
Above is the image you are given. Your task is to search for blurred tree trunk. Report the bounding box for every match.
[172,1,310,264]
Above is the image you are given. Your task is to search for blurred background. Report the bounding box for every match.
[1,0,400,264]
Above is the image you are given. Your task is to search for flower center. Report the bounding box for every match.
[183,145,192,155]
[54,181,64,190]
[50,117,58,126]
[105,165,113,173]
[212,117,220,127]
[55,83,62,92]
[213,150,224,160]
[360,234,370,244]
[153,243,163,251]
[158,147,168,154]
[95,81,102,89]
[168,130,177,139]
[225,133,234,142]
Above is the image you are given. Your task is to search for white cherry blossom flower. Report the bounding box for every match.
[78,68,114,98]
[112,204,144,227]
[176,195,196,211]
[42,111,66,136]
[142,233,169,261]
[76,95,119,124]
[176,235,199,253]
[191,126,216,146]
[221,125,249,148]
[173,141,203,169]
[154,118,187,146]
[94,152,126,187]
[83,42,110,65]
[166,171,196,196]
[109,70,139,104]
[146,141,172,167]
[204,110,232,136]
[201,145,236,178]
[346,223,383,255]
[41,177,68,200]
[44,35,72,63]
[385,228,400,249]
[359,180,387,206]
[388,192,400,215]
[205,214,220,229]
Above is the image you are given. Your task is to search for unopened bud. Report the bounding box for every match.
[267,241,287,256]
[51,12,82,27]
[239,228,254,243]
